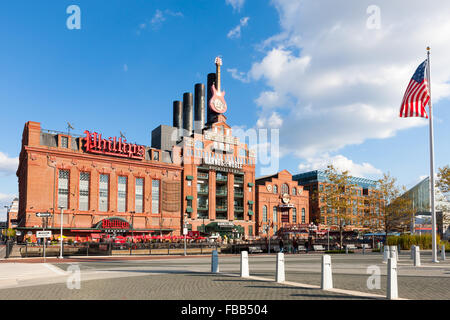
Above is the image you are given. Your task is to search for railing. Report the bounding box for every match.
[234,191,244,197]
[234,176,244,183]
[198,188,209,195]
[216,176,228,182]
[198,205,209,211]
[216,189,227,196]
[216,206,228,211]
[234,206,244,212]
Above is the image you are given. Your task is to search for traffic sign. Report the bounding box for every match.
[36,231,52,238]
[36,212,52,218]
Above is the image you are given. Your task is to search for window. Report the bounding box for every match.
[153,151,159,161]
[263,205,268,222]
[281,184,289,194]
[61,136,69,148]
[195,140,204,149]
[273,207,277,223]
[248,225,253,236]
[292,208,297,223]
[319,184,324,192]
[135,178,144,213]
[58,170,69,209]
[273,185,278,194]
[292,188,297,196]
[99,174,109,212]
[79,172,90,211]
[152,180,160,214]
[302,208,306,223]
[118,176,127,212]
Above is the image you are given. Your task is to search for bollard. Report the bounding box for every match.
[321,254,333,290]
[363,245,365,255]
[240,251,249,277]
[441,245,446,261]
[387,258,398,300]
[276,252,285,283]
[383,245,390,263]
[345,246,348,254]
[414,246,421,267]
[389,246,397,262]
[410,245,415,260]
[211,250,219,273]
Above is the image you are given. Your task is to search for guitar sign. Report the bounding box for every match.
[209,57,228,114]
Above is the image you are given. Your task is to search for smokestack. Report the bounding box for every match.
[207,73,217,124]
[173,100,183,129]
[182,92,193,136]
[194,83,205,133]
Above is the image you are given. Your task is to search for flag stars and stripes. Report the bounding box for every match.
[399,60,430,118]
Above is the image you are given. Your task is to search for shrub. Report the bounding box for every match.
[387,234,441,250]
[325,250,354,254]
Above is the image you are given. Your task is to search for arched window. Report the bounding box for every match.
[292,208,297,223]
[301,208,306,223]
[292,187,297,196]
[273,206,277,223]
[273,185,278,194]
[263,205,267,222]
[281,184,289,194]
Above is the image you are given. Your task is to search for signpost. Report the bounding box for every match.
[36,212,52,262]
[36,231,52,238]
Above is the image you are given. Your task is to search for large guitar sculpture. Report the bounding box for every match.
[209,57,228,114]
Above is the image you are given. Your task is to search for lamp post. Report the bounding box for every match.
[327,228,330,251]
[59,207,64,259]
[183,214,187,256]
[4,206,10,241]
[267,220,272,254]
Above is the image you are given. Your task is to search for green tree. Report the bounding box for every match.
[377,173,414,242]
[318,165,357,248]
[436,165,450,194]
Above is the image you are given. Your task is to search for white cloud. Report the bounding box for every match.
[226,0,245,12]
[0,193,17,221]
[227,17,250,39]
[0,152,18,176]
[242,0,450,162]
[138,9,183,32]
[227,68,250,83]
[298,154,382,179]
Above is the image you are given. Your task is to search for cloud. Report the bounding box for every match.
[226,0,245,12]
[227,68,250,83]
[0,193,17,221]
[227,17,250,39]
[241,0,450,162]
[297,154,382,179]
[138,9,183,32]
[0,152,18,176]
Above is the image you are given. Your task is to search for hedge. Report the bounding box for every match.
[386,234,443,250]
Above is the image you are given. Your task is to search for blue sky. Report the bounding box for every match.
[1,0,449,220]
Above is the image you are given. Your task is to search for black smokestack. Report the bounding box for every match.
[173,100,183,129]
[207,73,217,124]
[194,83,205,133]
[182,92,193,136]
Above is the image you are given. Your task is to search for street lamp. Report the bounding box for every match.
[4,205,11,242]
[58,206,64,259]
[183,214,188,256]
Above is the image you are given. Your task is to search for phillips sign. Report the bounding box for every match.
[83,130,146,160]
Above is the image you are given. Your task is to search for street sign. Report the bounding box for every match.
[183,228,188,235]
[36,212,52,218]
[36,231,52,238]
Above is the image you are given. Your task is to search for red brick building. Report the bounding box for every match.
[255,170,309,238]
[16,121,182,242]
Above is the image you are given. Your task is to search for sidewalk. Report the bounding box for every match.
[0,263,69,289]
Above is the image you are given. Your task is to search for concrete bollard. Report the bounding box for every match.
[389,246,398,262]
[345,246,348,254]
[321,254,333,290]
[240,251,249,277]
[410,245,415,260]
[276,252,285,283]
[383,245,390,262]
[387,258,398,300]
[414,246,421,267]
[441,245,446,261]
[211,250,219,273]
[363,245,365,255]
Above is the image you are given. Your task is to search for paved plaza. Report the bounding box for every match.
[0,251,449,300]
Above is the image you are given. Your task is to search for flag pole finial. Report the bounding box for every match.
[427,46,430,52]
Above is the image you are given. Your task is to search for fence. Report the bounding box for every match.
[16,242,221,258]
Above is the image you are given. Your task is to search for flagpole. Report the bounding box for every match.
[426,47,438,263]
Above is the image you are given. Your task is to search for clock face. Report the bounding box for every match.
[282,193,290,204]
[267,184,272,192]
[212,98,226,112]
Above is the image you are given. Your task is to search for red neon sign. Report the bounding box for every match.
[101,219,130,230]
[83,130,146,159]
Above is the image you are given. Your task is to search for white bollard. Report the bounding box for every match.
[211,250,219,273]
[321,254,333,290]
[276,252,285,283]
[383,245,390,262]
[414,246,421,267]
[240,251,249,277]
[389,246,398,262]
[387,258,398,300]
[410,245,415,260]
[441,245,446,261]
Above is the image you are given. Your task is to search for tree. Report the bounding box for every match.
[377,173,414,242]
[436,165,450,194]
[318,165,357,248]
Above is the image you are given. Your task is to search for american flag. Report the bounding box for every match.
[399,60,430,118]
